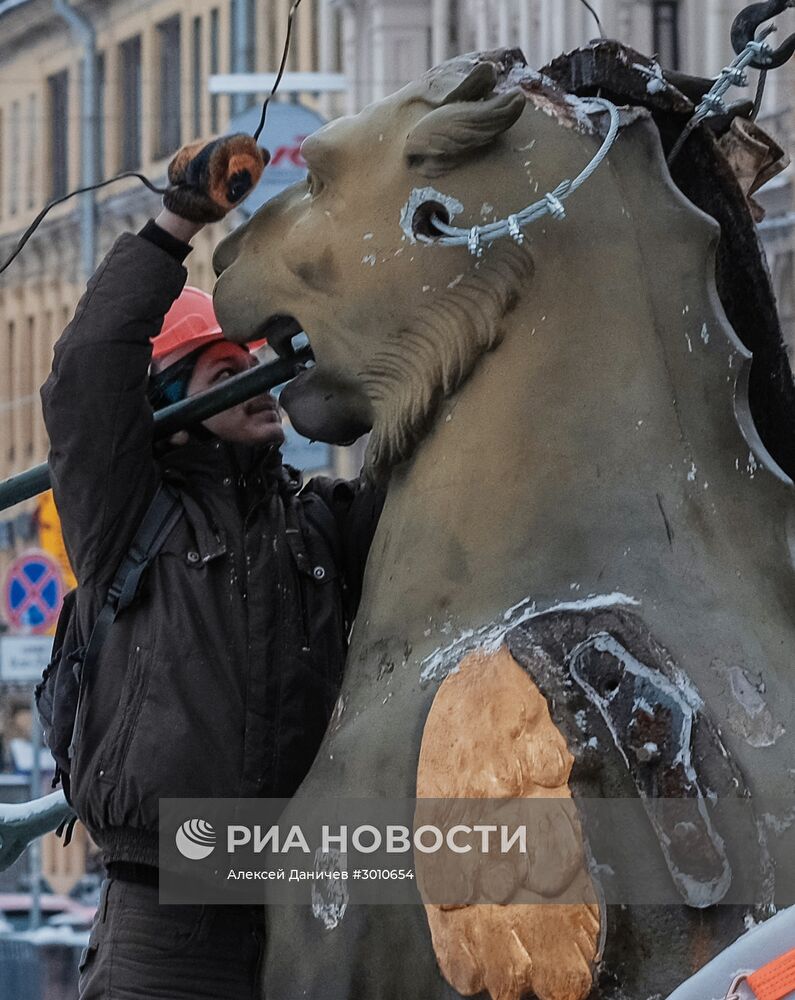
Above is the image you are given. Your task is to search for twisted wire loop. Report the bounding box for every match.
[668,31,775,163]
[694,34,773,124]
[419,97,621,255]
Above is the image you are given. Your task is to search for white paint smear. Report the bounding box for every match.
[420,592,641,683]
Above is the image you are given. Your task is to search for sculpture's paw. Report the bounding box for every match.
[417,646,601,1000]
[427,902,600,1000]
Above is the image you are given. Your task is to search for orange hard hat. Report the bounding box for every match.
[151,286,224,372]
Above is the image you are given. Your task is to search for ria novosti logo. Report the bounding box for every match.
[175,819,217,860]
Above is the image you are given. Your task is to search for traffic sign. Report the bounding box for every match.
[3,549,65,633]
[0,634,53,684]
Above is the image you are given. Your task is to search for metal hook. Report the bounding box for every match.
[731,0,795,69]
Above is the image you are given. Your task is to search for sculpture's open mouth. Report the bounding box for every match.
[257,313,308,360]
[256,312,374,446]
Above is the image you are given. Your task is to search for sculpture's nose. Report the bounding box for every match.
[212,224,244,277]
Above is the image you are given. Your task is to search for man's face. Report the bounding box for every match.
[186,342,285,447]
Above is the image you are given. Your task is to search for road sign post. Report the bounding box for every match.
[0,634,54,684]
[29,686,42,930]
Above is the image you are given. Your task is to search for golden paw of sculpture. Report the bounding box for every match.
[417,645,601,1000]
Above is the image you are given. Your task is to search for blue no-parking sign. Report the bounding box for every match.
[3,549,64,634]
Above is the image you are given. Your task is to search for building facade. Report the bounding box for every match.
[0,0,349,499]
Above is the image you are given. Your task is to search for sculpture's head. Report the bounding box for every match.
[213,43,794,484]
[211,49,618,478]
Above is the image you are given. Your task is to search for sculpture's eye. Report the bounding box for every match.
[306,171,324,197]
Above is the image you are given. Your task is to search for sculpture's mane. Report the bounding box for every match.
[542,40,795,481]
[360,241,534,481]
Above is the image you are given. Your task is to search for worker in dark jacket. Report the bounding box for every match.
[40,199,383,998]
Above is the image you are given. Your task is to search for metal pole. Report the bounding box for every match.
[52,0,97,282]
[153,348,310,437]
[29,688,42,930]
[0,348,312,512]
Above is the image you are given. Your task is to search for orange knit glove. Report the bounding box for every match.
[163,134,270,223]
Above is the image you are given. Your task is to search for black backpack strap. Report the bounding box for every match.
[67,484,182,760]
[108,485,184,616]
[87,482,183,662]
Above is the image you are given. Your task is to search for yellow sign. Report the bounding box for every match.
[36,489,77,592]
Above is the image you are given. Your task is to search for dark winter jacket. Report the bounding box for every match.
[40,231,383,868]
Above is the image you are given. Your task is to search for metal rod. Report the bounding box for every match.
[153,347,311,437]
[0,791,74,875]
[0,348,313,513]
[29,687,42,930]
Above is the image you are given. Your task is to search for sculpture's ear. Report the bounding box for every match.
[405,62,526,178]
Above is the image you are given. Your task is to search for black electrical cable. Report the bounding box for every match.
[0,172,168,276]
[751,68,769,119]
[0,0,304,275]
[576,0,606,40]
[253,0,305,141]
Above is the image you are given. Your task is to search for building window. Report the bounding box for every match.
[26,95,37,209]
[653,1,680,69]
[229,0,256,113]
[119,36,142,170]
[9,100,20,215]
[333,7,343,72]
[7,320,15,464]
[26,316,34,457]
[210,7,220,133]
[266,0,278,69]
[229,0,256,72]
[0,109,4,218]
[448,0,461,54]
[47,71,69,200]
[156,16,182,158]
[96,52,105,182]
[310,0,319,71]
[192,16,203,138]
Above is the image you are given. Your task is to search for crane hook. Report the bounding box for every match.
[731,0,795,69]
